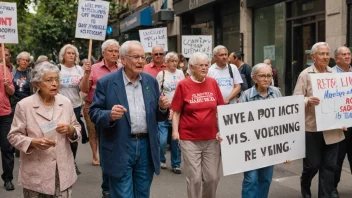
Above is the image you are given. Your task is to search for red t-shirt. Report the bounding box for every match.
[171,77,224,141]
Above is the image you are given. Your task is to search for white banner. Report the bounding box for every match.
[218,95,306,176]
[0,2,18,44]
[182,35,212,58]
[139,27,168,53]
[75,0,110,41]
[311,72,352,131]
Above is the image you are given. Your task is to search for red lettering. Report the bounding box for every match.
[317,79,325,89]
[340,105,352,112]
[0,17,12,26]
[347,98,352,105]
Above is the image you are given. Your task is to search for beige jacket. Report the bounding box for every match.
[8,92,81,195]
[293,64,344,144]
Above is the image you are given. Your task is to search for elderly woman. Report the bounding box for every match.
[156,52,185,174]
[171,52,224,198]
[178,54,189,78]
[8,62,81,197]
[58,44,88,175]
[36,55,49,65]
[294,42,344,198]
[239,63,282,198]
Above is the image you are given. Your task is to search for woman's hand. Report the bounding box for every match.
[342,126,348,131]
[308,97,320,106]
[56,124,74,136]
[30,138,56,150]
[284,160,291,164]
[216,132,223,143]
[172,131,180,141]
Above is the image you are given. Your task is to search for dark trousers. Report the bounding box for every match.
[334,129,352,187]
[301,132,338,198]
[71,106,89,159]
[0,114,14,182]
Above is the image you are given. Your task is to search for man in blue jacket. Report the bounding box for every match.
[89,40,169,198]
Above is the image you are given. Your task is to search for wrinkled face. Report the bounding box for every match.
[335,47,351,67]
[152,47,164,64]
[64,48,76,64]
[121,44,146,75]
[167,57,178,71]
[214,48,228,66]
[190,57,209,79]
[311,45,330,68]
[37,72,60,97]
[17,56,30,70]
[102,45,119,63]
[253,67,272,90]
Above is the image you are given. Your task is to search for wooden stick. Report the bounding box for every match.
[1,43,6,79]
[88,39,92,63]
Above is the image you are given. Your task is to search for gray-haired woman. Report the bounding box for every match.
[8,62,81,197]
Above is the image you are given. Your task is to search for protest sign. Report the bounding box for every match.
[217,95,305,176]
[139,27,168,53]
[182,35,212,58]
[75,0,110,41]
[0,2,18,44]
[311,72,352,131]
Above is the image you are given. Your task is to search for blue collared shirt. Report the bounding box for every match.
[332,65,352,73]
[239,86,282,103]
[122,69,147,134]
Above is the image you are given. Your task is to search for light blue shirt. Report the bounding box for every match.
[122,69,147,134]
[332,65,352,73]
[239,86,282,103]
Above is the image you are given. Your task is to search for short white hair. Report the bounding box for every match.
[311,42,330,54]
[59,44,80,65]
[16,51,30,61]
[165,52,178,62]
[251,63,272,78]
[213,45,228,57]
[102,39,120,51]
[119,40,143,56]
[31,62,60,83]
[36,55,48,65]
[152,45,164,53]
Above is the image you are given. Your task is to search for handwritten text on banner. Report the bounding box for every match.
[75,0,110,41]
[0,2,18,43]
[139,27,168,53]
[311,73,352,131]
[182,35,212,58]
[218,95,305,176]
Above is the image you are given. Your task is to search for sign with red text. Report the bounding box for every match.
[0,2,18,43]
[75,0,110,41]
[218,96,305,176]
[139,27,168,53]
[311,73,352,131]
[182,35,212,58]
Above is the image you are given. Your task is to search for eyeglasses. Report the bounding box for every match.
[43,78,60,85]
[153,53,164,56]
[20,58,30,62]
[256,74,273,80]
[126,55,146,61]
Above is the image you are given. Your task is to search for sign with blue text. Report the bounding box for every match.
[217,95,305,176]
[311,73,352,131]
[75,0,110,41]
[0,2,18,43]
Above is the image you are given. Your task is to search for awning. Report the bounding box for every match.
[120,7,152,33]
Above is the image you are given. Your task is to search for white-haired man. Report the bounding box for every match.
[208,45,242,104]
[144,45,166,77]
[294,42,344,198]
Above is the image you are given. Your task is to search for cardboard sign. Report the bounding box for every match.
[218,95,305,176]
[139,27,168,53]
[182,35,212,58]
[0,2,18,43]
[75,0,110,41]
[311,72,352,131]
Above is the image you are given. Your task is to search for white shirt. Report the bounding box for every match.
[59,65,83,108]
[156,69,185,102]
[208,63,243,104]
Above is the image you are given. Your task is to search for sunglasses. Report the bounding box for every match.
[153,53,164,56]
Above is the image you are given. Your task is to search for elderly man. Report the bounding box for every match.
[143,45,166,77]
[263,59,279,88]
[331,46,352,198]
[229,52,253,91]
[294,42,344,198]
[89,40,169,198]
[208,45,242,104]
[80,39,121,198]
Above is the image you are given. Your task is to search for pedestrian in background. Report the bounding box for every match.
[8,62,81,197]
[171,52,224,198]
[178,54,189,78]
[144,45,166,77]
[263,59,279,88]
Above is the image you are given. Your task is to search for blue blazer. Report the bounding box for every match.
[89,68,168,178]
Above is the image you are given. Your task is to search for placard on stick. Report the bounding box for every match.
[218,95,305,176]
[139,27,168,53]
[0,2,18,44]
[75,0,110,41]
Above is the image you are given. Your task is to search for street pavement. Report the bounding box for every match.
[0,142,351,198]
